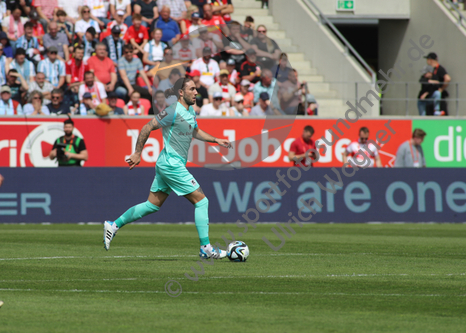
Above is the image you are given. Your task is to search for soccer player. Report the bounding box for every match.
[103,77,232,259]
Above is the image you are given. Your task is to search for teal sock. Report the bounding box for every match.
[194,197,210,246]
[115,201,160,228]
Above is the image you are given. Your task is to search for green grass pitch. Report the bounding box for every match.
[0,223,465,332]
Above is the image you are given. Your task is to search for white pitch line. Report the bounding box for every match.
[0,288,465,297]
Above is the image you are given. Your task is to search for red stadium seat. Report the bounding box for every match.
[140,98,151,115]
[116,99,125,109]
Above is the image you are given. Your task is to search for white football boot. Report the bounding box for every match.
[199,244,227,259]
[103,221,117,251]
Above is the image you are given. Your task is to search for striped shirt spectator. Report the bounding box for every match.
[9,56,36,83]
[0,51,7,85]
[38,47,66,88]
[118,53,144,85]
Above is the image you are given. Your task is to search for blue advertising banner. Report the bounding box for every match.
[0,167,465,223]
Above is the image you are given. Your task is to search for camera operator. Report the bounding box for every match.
[49,118,88,167]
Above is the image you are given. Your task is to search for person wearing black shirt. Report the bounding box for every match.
[424,52,451,116]
[217,21,251,71]
[47,89,71,115]
[417,65,435,116]
[240,48,261,84]
[49,118,88,167]
[250,24,280,70]
[134,0,158,28]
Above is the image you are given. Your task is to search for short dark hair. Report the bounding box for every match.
[64,118,74,126]
[56,9,67,17]
[74,46,84,53]
[245,16,254,23]
[412,128,426,138]
[164,46,172,55]
[24,21,34,30]
[359,127,369,134]
[123,44,133,52]
[15,48,26,56]
[132,13,142,21]
[304,125,314,135]
[84,71,94,78]
[51,88,63,96]
[155,90,164,96]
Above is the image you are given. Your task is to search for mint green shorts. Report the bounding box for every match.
[150,159,200,196]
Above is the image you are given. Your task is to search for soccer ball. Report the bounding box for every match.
[227,241,249,262]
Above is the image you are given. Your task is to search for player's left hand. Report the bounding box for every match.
[215,138,232,149]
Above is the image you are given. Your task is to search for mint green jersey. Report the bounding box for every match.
[155,102,198,165]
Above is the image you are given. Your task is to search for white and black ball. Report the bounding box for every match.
[227,241,249,262]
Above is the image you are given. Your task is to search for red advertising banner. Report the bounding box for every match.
[0,117,412,168]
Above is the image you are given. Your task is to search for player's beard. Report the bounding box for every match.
[183,95,195,106]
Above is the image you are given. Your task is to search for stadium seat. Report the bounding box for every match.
[140,98,151,115]
[116,99,125,109]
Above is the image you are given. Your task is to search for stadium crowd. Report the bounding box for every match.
[0,0,317,117]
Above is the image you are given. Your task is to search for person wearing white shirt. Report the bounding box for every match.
[81,0,110,26]
[190,47,220,88]
[208,69,236,104]
[172,34,195,62]
[75,6,101,39]
[78,71,108,107]
[142,28,167,71]
[58,0,81,22]
[23,90,50,115]
[200,91,233,116]
[192,27,222,58]
[110,0,131,25]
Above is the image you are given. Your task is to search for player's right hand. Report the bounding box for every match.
[126,153,141,170]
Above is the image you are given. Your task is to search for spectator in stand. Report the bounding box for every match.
[66,46,89,92]
[151,89,167,115]
[208,69,235,103]
[230,94,249,117]
[288,125,316,168]
[46,88,71,115]
[0,85,23,115]
[34,0,58,32]
[81,0,110,27]
[134,0,158,28]
[342,127,382,168]
[78,92,96,114]
[200,91,232,116]
[15,22,40,65]
[5,1,30,18]
[226,58,239,85]
[75,6,101,40]
[240,48,261,84]
[2,5,27,42]
[272,53,292,85]
[222,21,250,69]
[57,0,81,23]
[395,129,427,168]
[148,46,185,82]
[7,68,28,102]
[29,71,53,105]
[250,24,280,69]
[110,0,132,27]
[304,93,318,116]
[117,44,153,100]
[424,52,451,116]
[188,69,208,114]
[124,90,145,115]
[143,28,167,71]
[201,4,228,36]
[103,25,125,66]
[241,16,255,41]
[9,48,35,82]
[43,21,69,62]
[186,0,206,17]
[250,92,281,116]
[49,118,88,166]
[278,69,303,115]
[156,6,181,46]
[38,46,66,88]
[180,5,201,35]
[172,33,195,62]
[23,90,50,115]
[0,43,6,85]
[158,68,181,105]
[0,2,6,27]
[190,46,220,88]
[88,43,117,93]
[158,0,186,23]
[417,65,435,116]
[236,79,253,113]
[192,26,222,58]
[79,71,108,108]
[0,31,13,58]
[124,13,149,56]
[106,9,128,39]
[253,68,276,104]
[106,91,125,115]
[210,0,233,23]
[75,27,98,61]
[55,10,73,41]
[28,10,45,43]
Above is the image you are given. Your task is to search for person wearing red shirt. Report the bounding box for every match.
[87,43,118,92]
[201,4,229,36]
[123,13,149,56]
[288,125,317,168]
[29,10,45,44]
[66,46,89,88]
[210,0,233,23]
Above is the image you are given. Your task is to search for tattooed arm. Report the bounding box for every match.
[126,118,161,169]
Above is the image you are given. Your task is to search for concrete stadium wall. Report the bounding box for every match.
[1,167,465,223]
[379,0,466,116]
[311,0,410,18]
[270,0,379,117]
